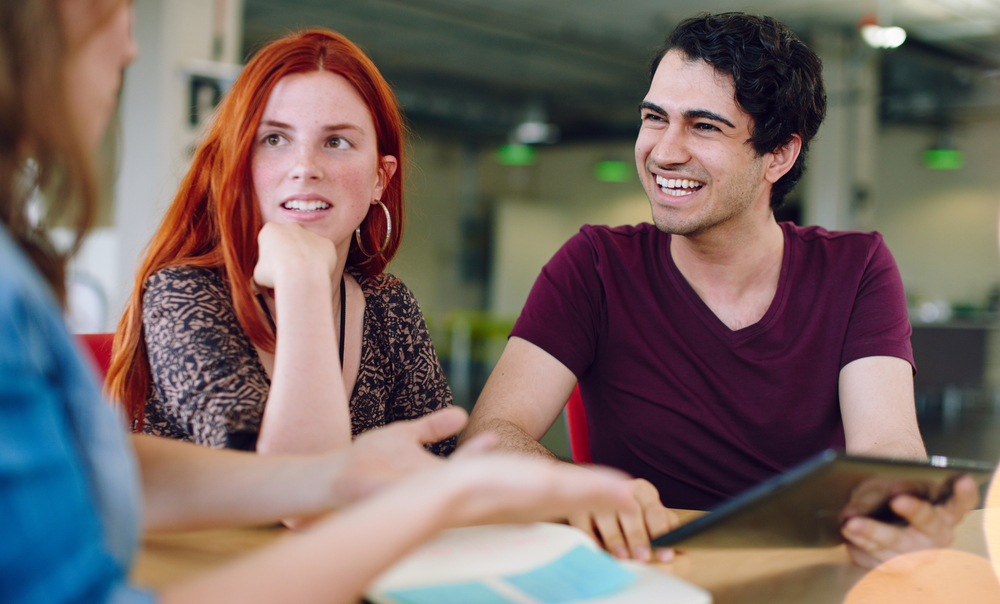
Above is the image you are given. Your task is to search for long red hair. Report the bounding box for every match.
[107,29,406,427]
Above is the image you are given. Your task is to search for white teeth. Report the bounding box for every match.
[655,175,703,195]
[283,199,330,211]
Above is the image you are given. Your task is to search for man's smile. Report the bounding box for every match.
[655,175,705,197]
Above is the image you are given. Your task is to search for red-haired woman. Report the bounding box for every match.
[108,29,454,456]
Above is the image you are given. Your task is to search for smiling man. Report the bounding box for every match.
[461,12,977,567]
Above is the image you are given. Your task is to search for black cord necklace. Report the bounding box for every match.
[257,275,347,368]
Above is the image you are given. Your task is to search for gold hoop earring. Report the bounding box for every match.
[355,200,392,258]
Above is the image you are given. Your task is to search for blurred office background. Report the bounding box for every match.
[70,0,1000,462]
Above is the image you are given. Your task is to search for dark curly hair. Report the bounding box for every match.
[651,13,827,209]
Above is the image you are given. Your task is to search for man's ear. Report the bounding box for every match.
[764,134,802,184]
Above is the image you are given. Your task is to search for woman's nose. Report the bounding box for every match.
[290,147,324,180]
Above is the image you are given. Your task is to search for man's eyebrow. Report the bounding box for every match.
[638,102,737,129]
[639,101,665,115]
[684,109,735,129]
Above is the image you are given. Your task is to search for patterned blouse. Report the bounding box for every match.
[141,265,456,455]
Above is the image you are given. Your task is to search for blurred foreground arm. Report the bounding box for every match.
[134,407,468,532]
[158,438,637,603]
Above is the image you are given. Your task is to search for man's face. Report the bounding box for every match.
[634,50,772,237]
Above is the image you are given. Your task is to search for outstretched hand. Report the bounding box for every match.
[414,454,640,530]
[566,477,679,562]
[325,407,468,508]
[841,474,979,568]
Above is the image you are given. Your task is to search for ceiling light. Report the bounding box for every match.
[861,24,907,48]
[513,121,559,145]
[510,101,559,145]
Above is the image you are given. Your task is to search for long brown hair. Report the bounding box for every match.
[0,0,122,303]
[108,28,407,427]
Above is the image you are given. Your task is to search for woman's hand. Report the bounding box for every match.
[841,474,980,568]
[253,222,339,291]
[324,407,469,507]
[415,453,639,531]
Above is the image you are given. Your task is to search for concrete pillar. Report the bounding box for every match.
[803,29,879,231]
[108,0,243,328]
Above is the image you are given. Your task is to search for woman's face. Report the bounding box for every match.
[62,0,138,150]
[252,70,397,256]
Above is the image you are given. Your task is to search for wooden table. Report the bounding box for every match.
[132,508,998,603]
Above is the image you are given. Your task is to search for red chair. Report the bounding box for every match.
[565,384,592,463]
[77,332,115,381]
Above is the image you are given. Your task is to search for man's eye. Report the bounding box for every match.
[696,123,719,131]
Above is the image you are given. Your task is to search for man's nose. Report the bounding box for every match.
[650,124,691,168]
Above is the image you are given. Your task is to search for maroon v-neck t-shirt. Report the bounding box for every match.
[511,222,913,510]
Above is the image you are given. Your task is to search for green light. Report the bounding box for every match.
[594,160,633,183]
[496,144,537,166]
[923,149,964,170]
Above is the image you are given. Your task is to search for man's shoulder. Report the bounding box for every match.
[783,222,885,259]
[784,222,883,246]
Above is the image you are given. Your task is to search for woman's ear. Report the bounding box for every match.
[374,155,399,202]
[764,134,802,184]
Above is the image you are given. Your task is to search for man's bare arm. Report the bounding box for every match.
[459,336,577,458]
[839,355,925,458]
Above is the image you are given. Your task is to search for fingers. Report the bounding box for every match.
[406,407,468,445]
[633,478,677,537]
[592,509,633,560]
[451,433,497,458]
[580,479,673,563]
[567,512,599,543]
[841,480,974,567]
[842,515,908,561]
[947,475,981,517]
[889,495,950,544]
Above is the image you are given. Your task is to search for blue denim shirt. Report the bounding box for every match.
[0,224,153,603]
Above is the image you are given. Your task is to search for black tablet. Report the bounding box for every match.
[651,449,995,549]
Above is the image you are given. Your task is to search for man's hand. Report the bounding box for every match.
[566,477,679,562]
[841,474,979,568]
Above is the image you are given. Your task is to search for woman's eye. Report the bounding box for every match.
[327,136,350,148]
[263,134,281,146]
